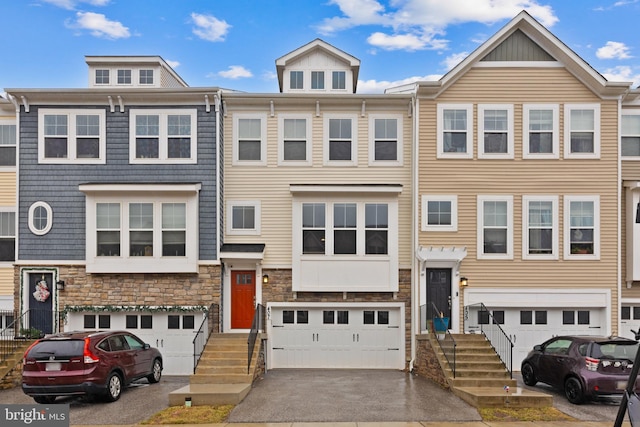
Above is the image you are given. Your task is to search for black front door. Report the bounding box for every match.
[426,268,451,321]
[28,273,54,335]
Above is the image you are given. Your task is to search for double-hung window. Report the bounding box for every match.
[422,195,457,231]
[365,203,388,255]
[477,196,513,259]
[129,109,197,163]
[96,203,121,257]
[311,71,324,90]
[302,203,326,254]
[522,196,558,259]
[234,114,266,165]
[564,195,599,259]
[478,104,513,158]
[622,112,640,158]
[370,115,402,164]
[227,201,260,235]
[39,109,106,164]
[0,120,16,167]
[332,71,346,90]
[325,115,357,164]
[0,210,15,262]
[437,104,473,158]
[523,104,559,158]
[564,104,600,158]
[290,71,303,89]
[279,115,311,165]
[334,203,357,254]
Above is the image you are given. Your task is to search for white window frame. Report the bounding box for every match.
[95,69,110,85]
[563,195,600,260]
[477,104,514,159]
[324,114,358,166]
[81,183,201,273]
[233,113,267,166]
[477,195,513,260]
[622,110,640,159]
[0,118,16,170]
[522,195,558,260]
[564,104,601,159]
[28,201,53,236]
[289,70,304,90]
[437,104,473,158]
[129,109,197,164]
[38,109,106,164]
[523,104,559,159]
[139,69,154,85]
[369,114,403,166]
[0,208,16,264]
[278,114,312,166]
[117,69,132,85]
[311,71,325,91]
[422,195,457,232]
[227,200,261,236]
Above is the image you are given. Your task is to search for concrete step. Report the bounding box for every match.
[195,365,249,375]
[200,350,246,359]
[196,357,245,367]
[450,377,517,388]
[190,373,253,385]
[168,383,251,406]
[449,368,511,379]
[454,386,553,408]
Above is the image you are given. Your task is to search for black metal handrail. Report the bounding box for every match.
[0,309,58,366]
[247,303,264,374]
[429,302,457,378]
[464,302,514,378]
[192,304,219,374]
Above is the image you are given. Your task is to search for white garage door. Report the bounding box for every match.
[66,311,206,375]
[268,303,404,369]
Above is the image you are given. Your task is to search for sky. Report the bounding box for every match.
[1,0,640,94]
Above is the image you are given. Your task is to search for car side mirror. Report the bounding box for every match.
[143,343,150,350]
[534,344,542,352]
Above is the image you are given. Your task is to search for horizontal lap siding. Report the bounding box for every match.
[0,172,16,205]
[224,105,413,267]
[418,67,619,295]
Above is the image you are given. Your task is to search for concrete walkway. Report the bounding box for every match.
[75,422,632,426]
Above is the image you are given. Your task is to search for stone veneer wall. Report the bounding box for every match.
[261,268,412,369]
[414,334,449,389]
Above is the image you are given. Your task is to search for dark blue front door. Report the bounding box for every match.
[28,273,53,335]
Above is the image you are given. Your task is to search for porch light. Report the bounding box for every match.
[56,280,65,291]
[459,277,468,287]
[262,274,269,284]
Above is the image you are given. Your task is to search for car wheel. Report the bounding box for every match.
[521,362,537,386]
[564,377,585,404]
[33,396,56,404]
[147,358,162,383]
[104,372,123,402]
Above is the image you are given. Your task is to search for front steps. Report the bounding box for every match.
[168,333,260,406]
[432,333,553,408]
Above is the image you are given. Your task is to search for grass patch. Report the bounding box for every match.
[479,406,576,422]
[140,404,234,425]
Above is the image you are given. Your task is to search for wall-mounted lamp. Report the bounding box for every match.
[56,280,65,291]
[459,277,468,287]
[262,274,269,284]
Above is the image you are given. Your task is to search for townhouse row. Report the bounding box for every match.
[1,10,640,374]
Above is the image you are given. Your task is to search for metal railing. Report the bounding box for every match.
[0,309,62,366]
[192,304,219,374]
[464,303,514,378]
[247,303,264,374]
[429,302,457,378]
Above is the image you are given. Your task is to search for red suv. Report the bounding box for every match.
[22,330,163,403]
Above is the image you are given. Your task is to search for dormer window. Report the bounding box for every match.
[290,71,303,89]
[332,71,346,90]
[311,71,324,90]
[139,70,154,85]
[95,69,109,85]
[117,69,132,85]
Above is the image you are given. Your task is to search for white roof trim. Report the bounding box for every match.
[290,184,402,194]
[79,183,202,193]
[416,246,467,263]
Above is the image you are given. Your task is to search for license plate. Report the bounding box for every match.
[45,362,61,371]
[617,381,627,390]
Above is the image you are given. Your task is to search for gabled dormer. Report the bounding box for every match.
[85,56,189,89]
[275,39,360,94]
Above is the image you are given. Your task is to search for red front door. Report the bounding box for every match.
[231,271,256,329]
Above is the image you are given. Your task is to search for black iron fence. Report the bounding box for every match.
[0,309,63,366]
[464,302,513,378]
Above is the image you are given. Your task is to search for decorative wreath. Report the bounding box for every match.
[33,280,50,303]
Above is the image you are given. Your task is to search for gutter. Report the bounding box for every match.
[409,94,418,373]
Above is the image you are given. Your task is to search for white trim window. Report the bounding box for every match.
[332,71,346,90]
[0,209,15,262]
[234,114,267,165]
[523,104,559,159]
[478,104,514,159]
[422,195,457,232]
[324,115,357,165]
[227,201,261,235]
[369,115,402,165]
[564,195,599,259]
[28,201,53,236]
[82,184,200,273]
[129,109,197,164]
[622,111,640,158]
[279,114,311,165]
[95,69,109,85]
[0,119,16,167]
[522,196,558,260]
[290,71,303,90]
[437,104,473,158]
[38,109,106,164]
[117,69,132,85]
[139,69,154,85]
[477,195,513,259]
[311,71,325,90]
[564,104,600,158]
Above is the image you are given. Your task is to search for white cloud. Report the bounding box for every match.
[602,65,640,87]
[443,51,469,71]
[68,11,129,39]
[191,13,230,42]
[318,0,558,52]
[166,60,180,69]
[42,0,110,10]
[357,74,441,94]
[218,66,253,79]
[596,41,632,60]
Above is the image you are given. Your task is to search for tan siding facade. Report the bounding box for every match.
[0,172,16,205]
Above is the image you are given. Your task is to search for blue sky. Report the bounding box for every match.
[1,0,640,94]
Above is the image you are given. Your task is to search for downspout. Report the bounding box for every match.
[7,93,20,310]
[215,90,222,259]
[617,95,622,336]
[409,93,419,373]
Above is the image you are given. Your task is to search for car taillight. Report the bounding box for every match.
[586,356,599,371]
[22,339,40,365]
[83,338,99,364]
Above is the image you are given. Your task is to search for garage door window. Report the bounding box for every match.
[283,310,308,324]
[141,315,152,329]
[478,310,504,324]
[520,310,547,325]
[563,310,590,325]
[167,315,196,329]
[126,315,137,328]
[364,310,389,325]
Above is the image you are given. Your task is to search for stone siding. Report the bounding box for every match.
[414,334,449,389]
